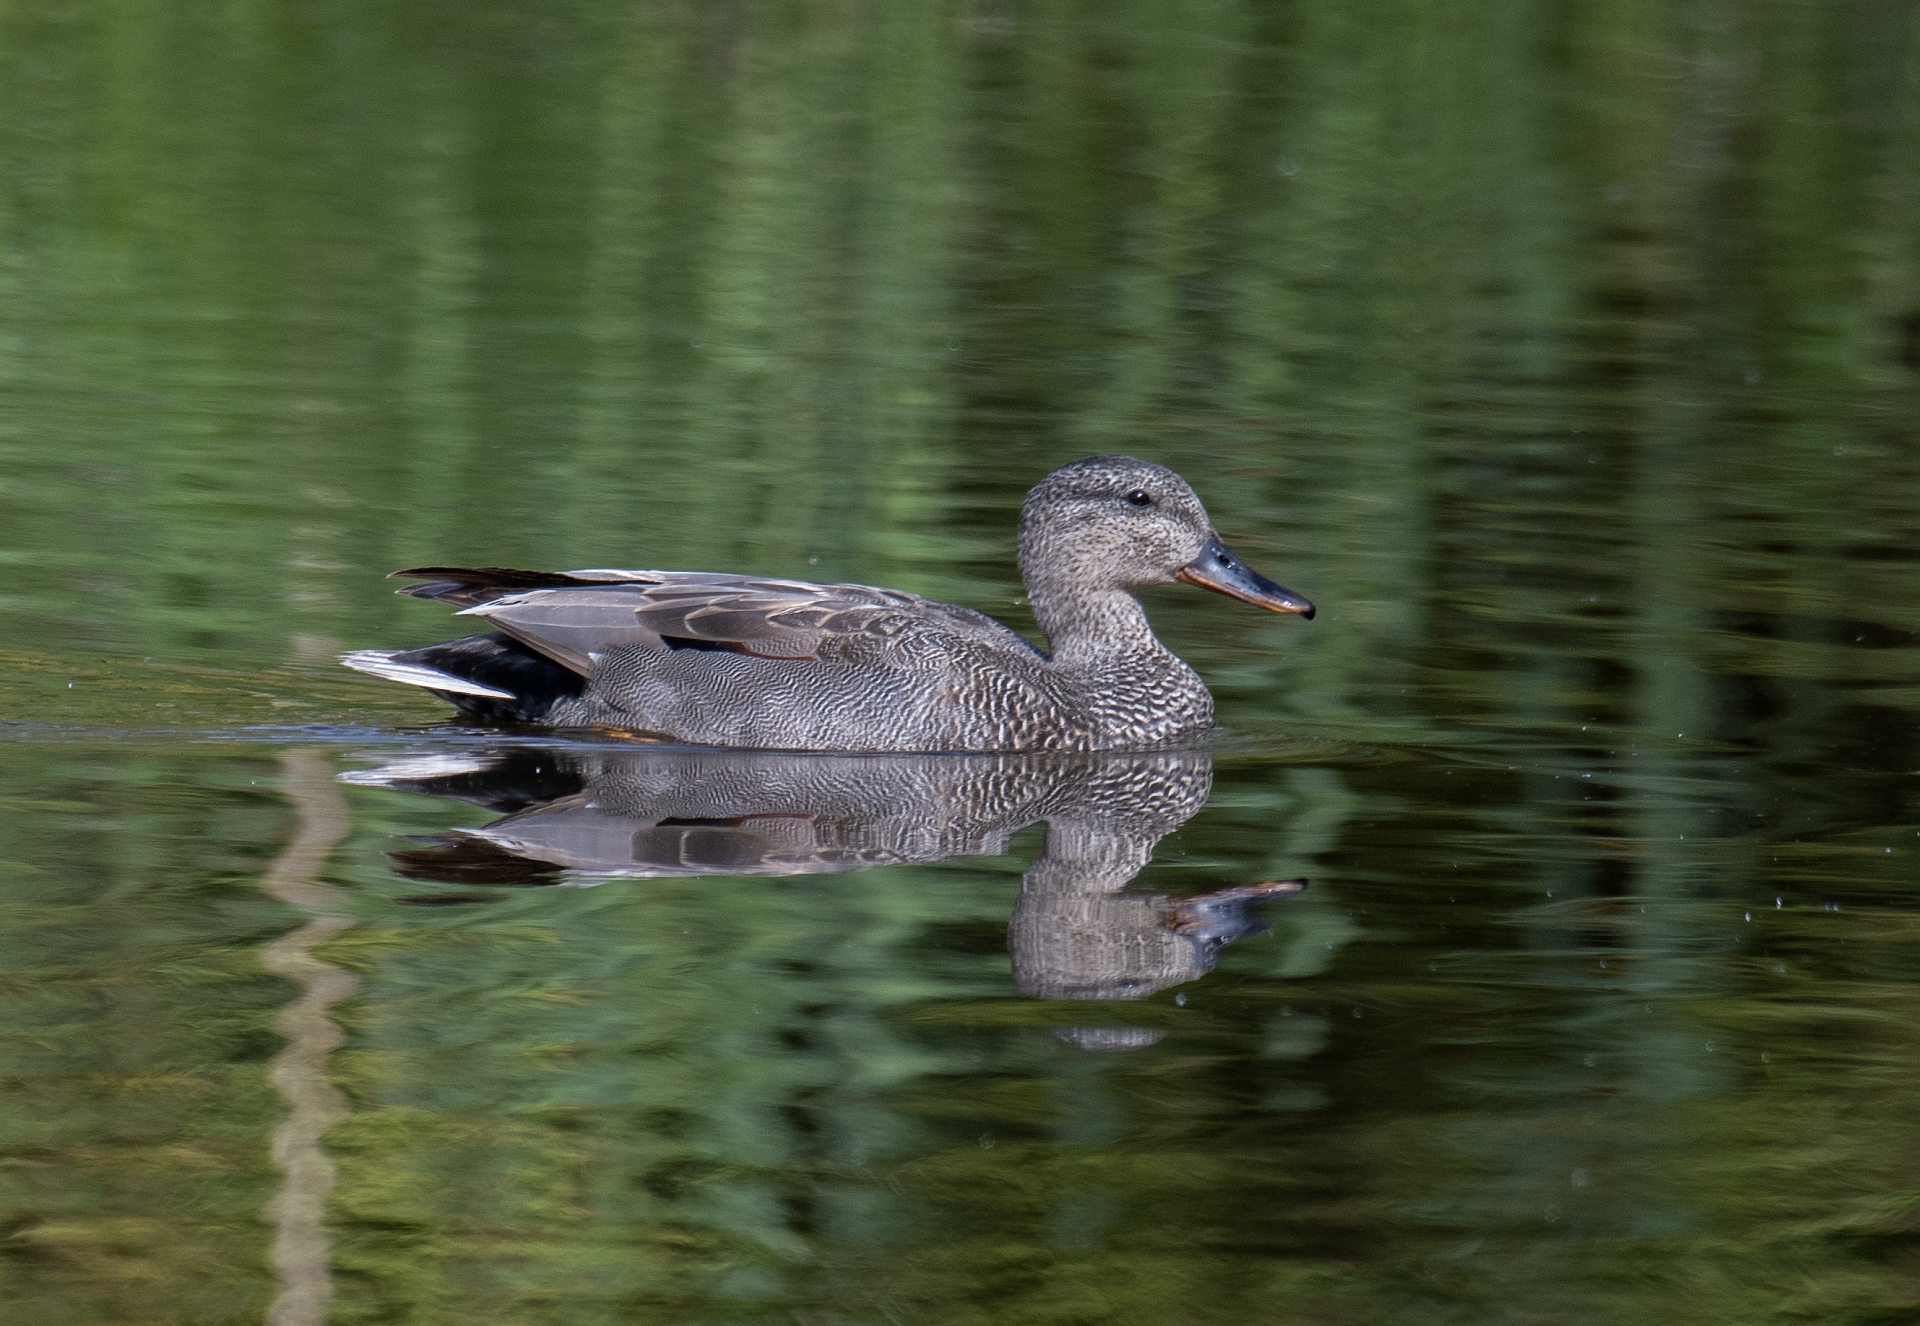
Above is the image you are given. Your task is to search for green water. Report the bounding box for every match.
[4,2,1920,1322]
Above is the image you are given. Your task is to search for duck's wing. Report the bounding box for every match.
[455,797,906,877]
[391,567,1033,677]
[391,565,672,609]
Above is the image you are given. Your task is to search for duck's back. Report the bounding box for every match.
[343,566,1208,751]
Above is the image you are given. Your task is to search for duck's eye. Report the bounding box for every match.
[1125,489,1153,507]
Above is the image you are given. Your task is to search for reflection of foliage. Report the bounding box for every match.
[0,0,1917,1323]
[315,849,1028,1322]
[0,750,289,1325]
[0,0,1913,721]
[2,747,1919,1326]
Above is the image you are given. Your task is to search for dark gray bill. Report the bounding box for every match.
[1176,537,1315,619]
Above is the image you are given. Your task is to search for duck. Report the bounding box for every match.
[340,455,1314,751]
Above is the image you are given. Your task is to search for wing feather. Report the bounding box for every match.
[418,568,1020,676]
[392,565,665,608]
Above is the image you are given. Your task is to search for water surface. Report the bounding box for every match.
[3,3,1919,1323]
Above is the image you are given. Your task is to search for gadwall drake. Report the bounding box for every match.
[341,456,1313,751]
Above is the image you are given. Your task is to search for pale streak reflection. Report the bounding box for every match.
[258,749,355,1326]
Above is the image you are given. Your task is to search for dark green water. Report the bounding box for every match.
[4,2,1920,1323]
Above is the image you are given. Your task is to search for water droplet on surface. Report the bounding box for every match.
[979,1133,994,1149]
[1571,1168,1589,1187]
[1174,991,1186,1007]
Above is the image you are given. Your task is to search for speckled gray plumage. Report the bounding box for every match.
[349,745,1214,876]
[342,456,1314,752]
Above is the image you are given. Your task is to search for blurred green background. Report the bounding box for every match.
[2,2,1919,1323]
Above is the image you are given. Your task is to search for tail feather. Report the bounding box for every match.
[339,631,587,723]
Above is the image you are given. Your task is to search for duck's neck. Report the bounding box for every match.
[1028,579,1164,668]
[1024,816,1157,891]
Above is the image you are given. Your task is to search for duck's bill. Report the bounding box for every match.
[1177,537,1315,619]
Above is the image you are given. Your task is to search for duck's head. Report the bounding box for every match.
[1018,455,1314,619]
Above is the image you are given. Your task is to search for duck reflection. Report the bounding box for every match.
[341,747,1303,1048]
